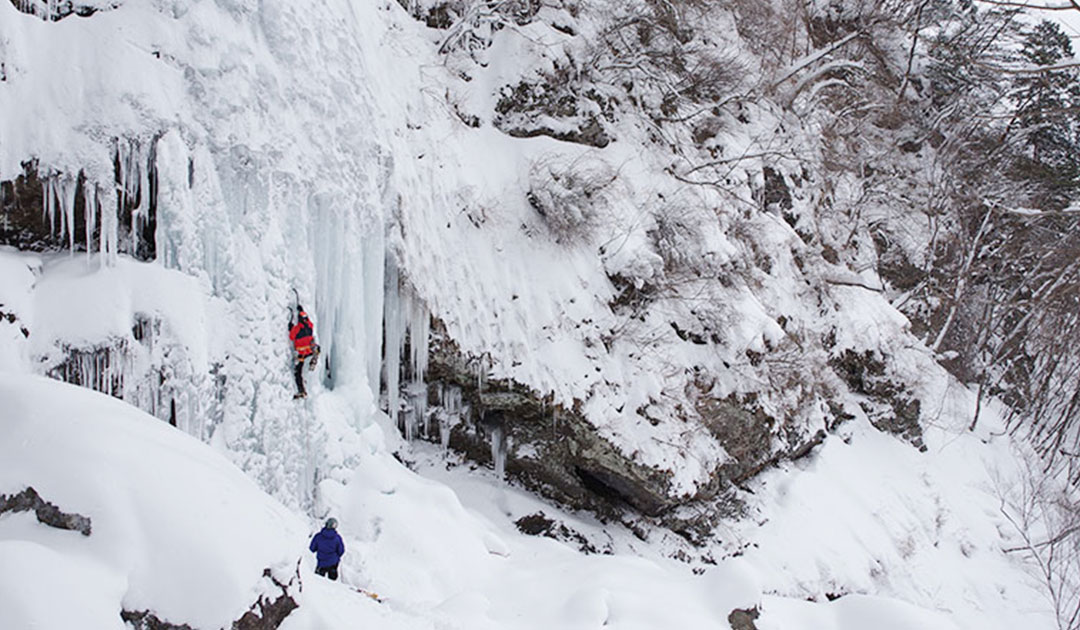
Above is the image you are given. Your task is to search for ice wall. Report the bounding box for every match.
[0,0,395,510]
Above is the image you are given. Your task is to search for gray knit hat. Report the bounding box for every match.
[325,517,338,529]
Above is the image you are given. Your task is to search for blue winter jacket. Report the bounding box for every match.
[309,527,345,568]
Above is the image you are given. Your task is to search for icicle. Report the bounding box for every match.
[51,177,61,240]
[384,258,403,432]
[129,144,139,254]
[129,139,149,254]
[63,176,76,251]
[363,233,387,400]
[477,354,487,395]
[42,174,55,238]
[384,254,431,441]
[438,386,450,450]
[438,384,462,450]
[491,425,507,479]
[406,290,429,438]
[84,180,95,261]
[99,183,118,267]
[402,292,416,440]
[117,140,133,254]
[99,183,107,265]
[56,178,67,245]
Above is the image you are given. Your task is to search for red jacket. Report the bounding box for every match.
[289,313,315,356]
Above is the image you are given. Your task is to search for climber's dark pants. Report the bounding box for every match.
[294,356,307,395]
[316,563,339,580]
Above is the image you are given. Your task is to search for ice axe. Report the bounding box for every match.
[291,287,303,316]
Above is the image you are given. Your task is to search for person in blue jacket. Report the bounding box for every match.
[309,517,345,580]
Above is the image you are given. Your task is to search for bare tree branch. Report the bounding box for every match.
[977,0,1080,11]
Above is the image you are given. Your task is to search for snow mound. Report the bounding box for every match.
[0,374,306,629]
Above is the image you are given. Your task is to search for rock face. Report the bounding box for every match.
[120,566,299,630]
[120,610,197,630]
[231,568,300,630]
[427,327,679,518]
[495,78,615,148]
[0,486,92,536]
[695,395,777,484]
[830,349,926,451]
[514,511,602,554]
[7,0,109,22]
[727,607,761,630]
[418,322,822,530]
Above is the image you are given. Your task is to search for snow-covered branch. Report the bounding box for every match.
[785,59,866,106]
[977,59,1080,74]
[976,0,1080,10]
[771,32,861,88]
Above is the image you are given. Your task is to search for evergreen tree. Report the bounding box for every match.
[1009,20,1080,209]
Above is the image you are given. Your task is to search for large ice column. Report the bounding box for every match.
[362,233,386,404]
[150,133,393,510]
[309,189,386,411]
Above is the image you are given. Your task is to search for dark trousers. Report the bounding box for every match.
[315,563,339,580]
[294,357,306,395]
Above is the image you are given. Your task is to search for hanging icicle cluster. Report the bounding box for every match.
[48,342,129,398]
[383,274,513,478]
[44,313,215,440]
[114,136,158,261]
[0,138,157,263]
[435,384,466,450]
[383,256,431,441]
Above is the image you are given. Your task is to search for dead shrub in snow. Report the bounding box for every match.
[650,204,704,274]
[590,0,746,119]
[396,0,542,53]
[526,155,616,245]
[997,456,1080,630]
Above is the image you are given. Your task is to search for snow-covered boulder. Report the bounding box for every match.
[0,374,308,629]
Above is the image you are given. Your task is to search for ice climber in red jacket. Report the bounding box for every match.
[289,304,319,399]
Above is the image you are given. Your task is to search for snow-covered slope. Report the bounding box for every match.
[0,375,307,629]
[3,373,1049,630]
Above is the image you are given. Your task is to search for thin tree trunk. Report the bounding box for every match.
[932,204,994,352]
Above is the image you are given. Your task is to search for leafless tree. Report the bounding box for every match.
[998,455,1080,629]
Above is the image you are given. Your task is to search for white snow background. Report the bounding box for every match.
[0,0,1069,628]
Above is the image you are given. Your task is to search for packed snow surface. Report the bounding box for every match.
[0,371,1056,630]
